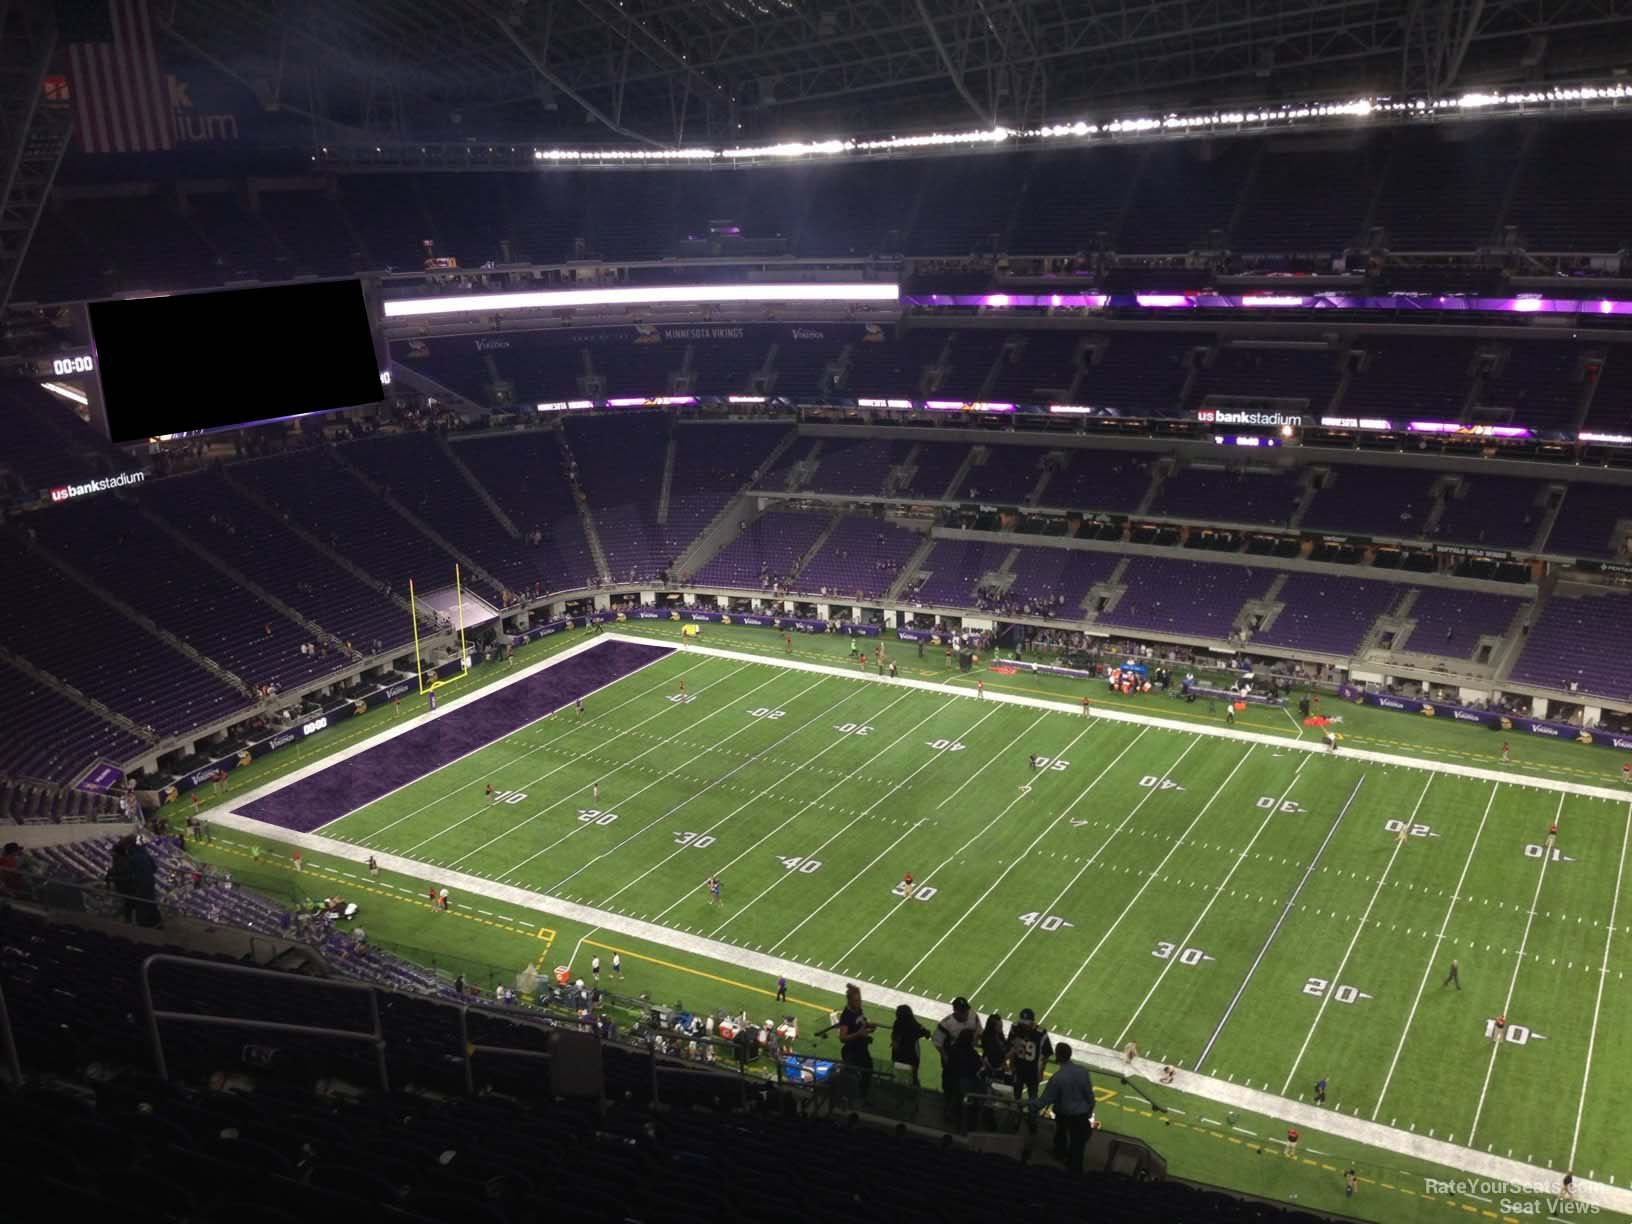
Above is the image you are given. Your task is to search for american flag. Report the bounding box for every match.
[65,0,172,154]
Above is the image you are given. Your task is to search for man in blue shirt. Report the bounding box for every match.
[1036,1043,1098,1171]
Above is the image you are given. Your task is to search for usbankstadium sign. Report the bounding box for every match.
[1195,408,1303,428]
[48,470,146,504]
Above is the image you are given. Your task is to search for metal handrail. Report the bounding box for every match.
[139,954,389,1091]
[0,978,19,1091]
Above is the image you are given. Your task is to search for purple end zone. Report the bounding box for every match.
[240,639,673,833]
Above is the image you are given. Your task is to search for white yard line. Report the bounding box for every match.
[590,683,895,906]
[1193,773,1367,1070]
[715,703,1007,940]
[1282,705,1307,739]
[1280,774,1434,1095]
[1031,742,1248,1018]
[829,717,1095,976]
[1567,800,1632,1172]
[204,802,1632,1220]
[962,728,1153,1002]
[392,662,749,852]
[933,712,1049,810]
[1467,793,1566,1147]
[435,663,788,870]
[1372,783,1500,1121]
[522,672,848,889]
[646,693,955,925]
[1113,755,1313,1049]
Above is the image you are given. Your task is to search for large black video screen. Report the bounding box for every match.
[88,279,383,443]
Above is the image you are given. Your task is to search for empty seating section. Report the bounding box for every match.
[252,189,356,278]
[899,442,969,499]
[804,437,910,496]
[1041,449,1156,514]
[907,159,1018,255]
[1232,145,1378,252]
[32,498,331,692]
[986,332,1080,402]
[1343,336,1477,420]
[0,775,122,822]
[1005,148,1139,255]
[1505,120,1632,252]
[343,434,534,597]
[1003,548,1120,617]
[960,445,1043,503]
[1253,573,1402,655]
[451,432,598,591]
[186,190,287,281]
[1582,346,1632,432]
[1474,344,1588,431]
[792,516,924,599]
[596,341,685,397]
[0,660,142,786]
[664,423,789,558]
[693,510,831,588]
[1545,483,1629,560]
[564,415,671,580]
[1149,466,1302,527]
[230,450,483,603]
[758,435,819,491]
[1076,333,1194,415]
[1509,591,1632,701]
[1405,588,1527,658]
[1118,144,1254,253]
[842,331,945,397]
[407,344,495,405]
[1372,133,1520,249]
[907,539,1014,607]
[0,384,138,496]
[1301,464,1441,538]
[1188,345,1340,411]
[1432,475,1549,551]
[1097,557,1269,638]
[0,536,247,736]
[142,471,410,653]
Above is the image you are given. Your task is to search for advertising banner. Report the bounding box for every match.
[1338,685,1632,750]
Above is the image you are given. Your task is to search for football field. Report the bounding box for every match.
[274,634,1632,1187]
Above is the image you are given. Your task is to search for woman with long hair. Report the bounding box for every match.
[890,1004,932,1086]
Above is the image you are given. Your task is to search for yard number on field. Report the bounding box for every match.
[749,707,786,719]
[1302,978,1372,1004]
[673,831,716,849]
[1139,776,1185,791]
[928,739,966,752]
[1035,757,1070,772]
[667,693,696,704]
[1020,912,1074,931]
[1523,844,1575,862]
[835,723,873,736]
[1153,941,1213,965]
[893,882,937,901]
[779,855,823,873]
[491,789,528,805]
[1258,796,1306,813]
[577,808,618,825]
[1385,819,1436,837]
[1485,1019,1545,1045]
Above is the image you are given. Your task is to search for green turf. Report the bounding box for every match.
[283,627,1632,1197]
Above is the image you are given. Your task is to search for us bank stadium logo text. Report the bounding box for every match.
[49,471,147,504]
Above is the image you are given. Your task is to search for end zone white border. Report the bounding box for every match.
[208,629,1632,1216]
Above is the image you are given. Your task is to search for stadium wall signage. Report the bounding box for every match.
[1340,685,1629,749]
[48,470,146,504]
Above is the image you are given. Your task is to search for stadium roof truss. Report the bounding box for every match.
[166,0,1632,150]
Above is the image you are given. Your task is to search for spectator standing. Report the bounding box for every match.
[980,1011,1008,1081]
[933,996,984,1129]
[889,1005,932,1086]
[1036,1043,1097,1171]
[836,983,877,1102]
[1008,1008,1053,1116]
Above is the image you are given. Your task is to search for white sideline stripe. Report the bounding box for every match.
[606,686,918,908]
[1373,784,1499,1121]
[964,728,1153,1002]
[1195,774,1366,1071]
[458,665,794,874]
[648,692,956,925]
[1032,741,1245,1019]
[1281,775,1432,1095]
[214,634,1632,1216]
[1567,801,1632,1171]
[203,804,1632,1219]
[536,673,855,893]
[606,634,1632,804]
[1114,757,1311,1047]
[874,718,1098,983]
[1468,794,1564,1146]
[393,662,741,852]
[725,703,1007,943]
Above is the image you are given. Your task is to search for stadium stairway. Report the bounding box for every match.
[557,431,612,582]
[655,434,677,525]
[31,530,253,699]
[329,446,508,600]
[434,434,521,540]
[885,534,938,602]
[783,510,845,588]
[134,501,352,658]
[0,646,155,750]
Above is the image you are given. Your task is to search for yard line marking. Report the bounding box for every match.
[1194,773,1366,1069]
[1282,705,1306,739]
[714,703,1007,940]
[1468,793,1565,1147]
[443,666,797,869]
[827,716,1097,976]
[364,657,741,845]
[648,694,961,925]
[934,712,1049,810]
[1028,742,1247,1019]
[332,646,693,838]
[1567,800,1632,1171]
[1115,755,1313,1048]
[533,673,858,892]
[1281,774,1434,1094]
[597,686,917,906]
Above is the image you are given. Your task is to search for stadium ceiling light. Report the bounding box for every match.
[382,282,900,319]
[40,380,89,405]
